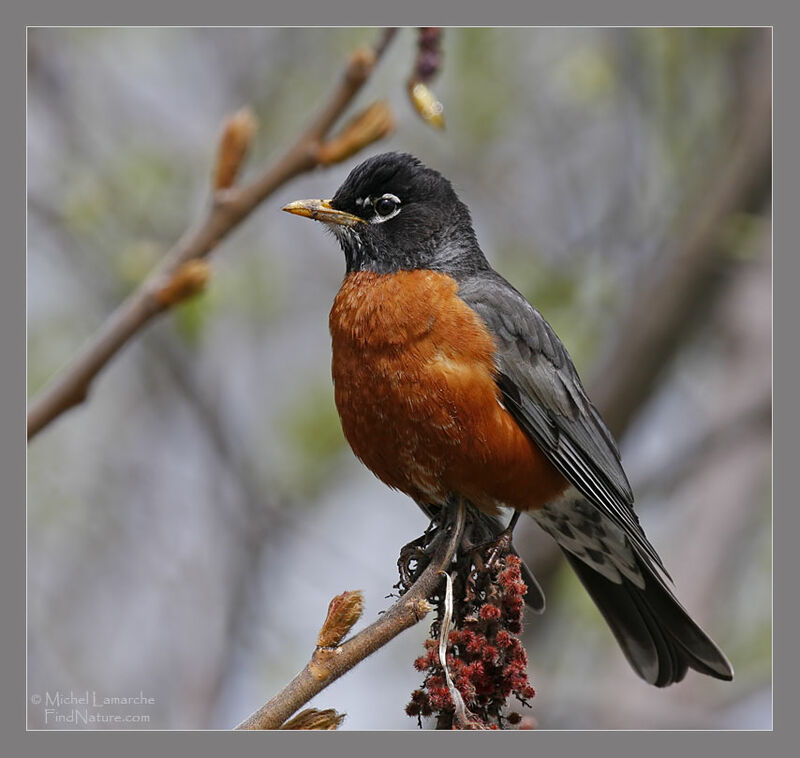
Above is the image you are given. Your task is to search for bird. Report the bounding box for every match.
[282,151,733,687]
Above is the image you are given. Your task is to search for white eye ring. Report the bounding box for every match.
[370,193,401,223]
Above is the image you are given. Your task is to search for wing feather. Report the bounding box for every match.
[458,272,667,576]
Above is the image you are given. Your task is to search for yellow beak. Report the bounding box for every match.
[282,198,365,228]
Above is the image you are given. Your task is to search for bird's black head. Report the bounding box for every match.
[283,152,489,278]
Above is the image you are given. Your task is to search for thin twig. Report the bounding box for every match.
[236,499,466,730]
[27,28,398,440]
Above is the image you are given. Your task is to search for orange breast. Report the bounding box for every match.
[329,270,568,514]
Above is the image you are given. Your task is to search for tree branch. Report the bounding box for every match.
[236,500,466,730]
[27,27,398,441]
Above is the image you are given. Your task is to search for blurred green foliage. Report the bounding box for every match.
[498,246,619,372]
[560,44,616,102]
[172,293,213,347]
[450,29,520,148]
[277,380,348,499]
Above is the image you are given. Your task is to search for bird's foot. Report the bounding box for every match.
[472,511,521,570]
[397,532,437,593]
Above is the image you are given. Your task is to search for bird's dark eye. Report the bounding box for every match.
[374,196,398,217]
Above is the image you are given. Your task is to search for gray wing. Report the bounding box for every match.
[458,271,666,575]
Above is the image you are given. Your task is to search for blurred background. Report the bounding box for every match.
[27,27,771,729]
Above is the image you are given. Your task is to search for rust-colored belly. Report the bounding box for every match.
[329,270,567,514]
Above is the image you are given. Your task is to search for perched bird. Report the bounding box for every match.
[283,152,733,687]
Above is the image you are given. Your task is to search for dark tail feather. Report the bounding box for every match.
[561,549,734,687]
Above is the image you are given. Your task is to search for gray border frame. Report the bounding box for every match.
[6,1,792,757]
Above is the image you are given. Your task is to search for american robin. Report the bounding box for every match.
[283,152,733,687]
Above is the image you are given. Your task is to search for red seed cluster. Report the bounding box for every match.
[407,552,535,729]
